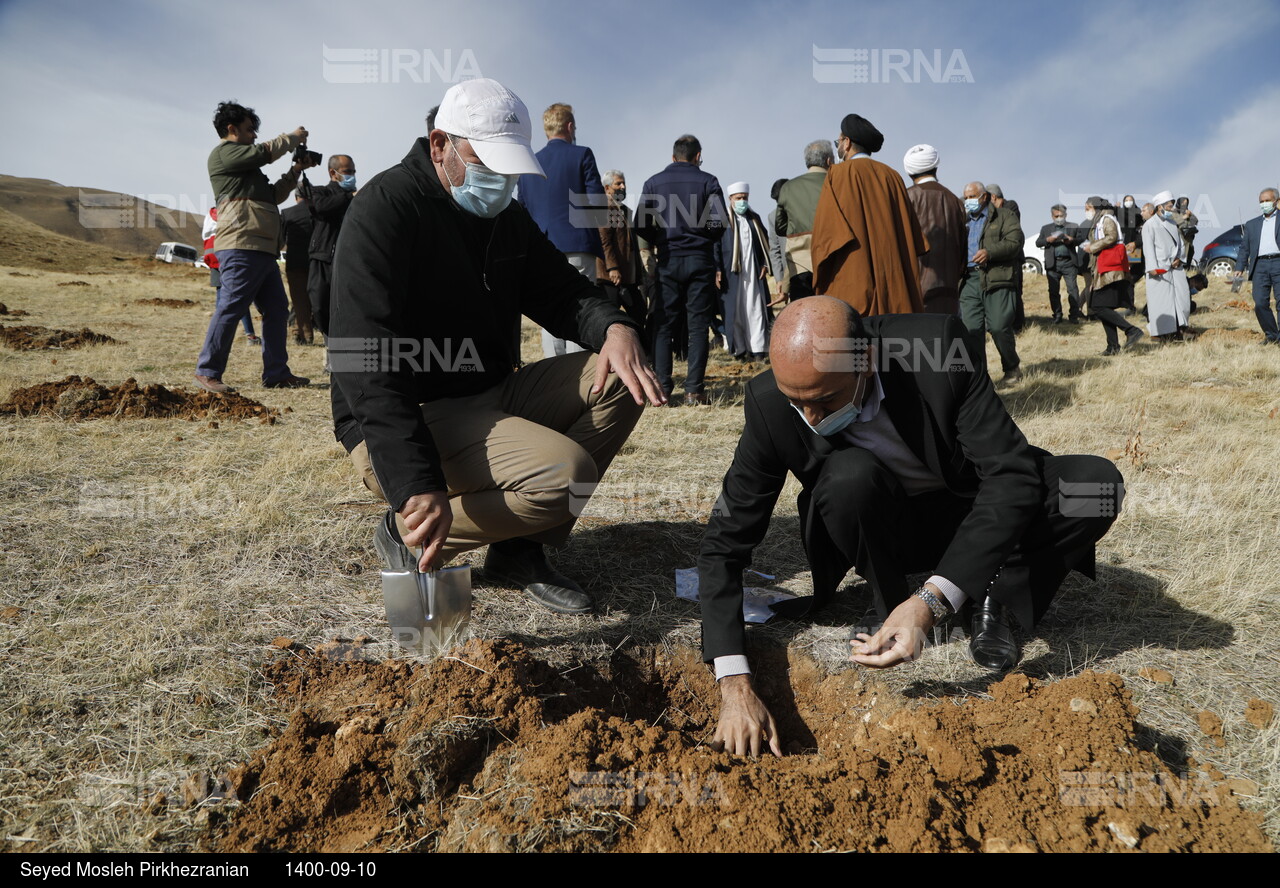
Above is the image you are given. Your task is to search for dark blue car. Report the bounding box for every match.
[1199,225,1245,278]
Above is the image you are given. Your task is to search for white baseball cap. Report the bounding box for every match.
[434,78,545,177]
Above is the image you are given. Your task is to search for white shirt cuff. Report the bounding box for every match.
[926,575,968,613]
[714,655,751,681]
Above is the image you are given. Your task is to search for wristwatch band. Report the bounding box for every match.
[913,585,949,621]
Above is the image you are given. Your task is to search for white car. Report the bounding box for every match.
[154,242,200,265]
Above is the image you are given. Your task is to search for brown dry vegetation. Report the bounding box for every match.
[0,226,1277,852]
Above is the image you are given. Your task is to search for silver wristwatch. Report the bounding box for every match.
[913,585,949,621]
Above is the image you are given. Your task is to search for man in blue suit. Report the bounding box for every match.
[1234,187,1280,344]
[518,103,607,358]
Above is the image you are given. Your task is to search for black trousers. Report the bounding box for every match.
[308,259,333,338]
[808,447,1121,630]
[1047,259,1083,319]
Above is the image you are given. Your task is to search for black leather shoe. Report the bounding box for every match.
[374,509,416,571]
[968,597,1021,671]
[1100,345,1121,356]
[1124,327,1146,350]
[484,538,592,614]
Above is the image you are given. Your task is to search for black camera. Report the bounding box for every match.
[293,145,321,167]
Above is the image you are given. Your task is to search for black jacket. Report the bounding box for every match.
[698,314,1048,662]
[279,201,313,272]
[330,138,636,511]
[634,161,726,262]
[1035,221,1079,270]
[305,180,354,263]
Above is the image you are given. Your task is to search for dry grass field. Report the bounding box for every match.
[1,241,1277,851]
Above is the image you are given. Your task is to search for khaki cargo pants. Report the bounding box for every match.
[350,351,643,563]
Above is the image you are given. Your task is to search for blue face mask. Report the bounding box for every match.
[445,138,517,218]
[338,174,357,192]
[733,199,749,216]
[791,399,861,436]
[964,198,982,215]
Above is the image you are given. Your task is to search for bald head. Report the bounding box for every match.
[770,297,871,425]
[962,181,987,200]
[772,297,861,365]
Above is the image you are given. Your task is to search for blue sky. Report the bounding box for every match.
[1,0,1277,234]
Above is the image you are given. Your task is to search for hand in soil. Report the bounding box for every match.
[850,596,935,668]
[712,674,782,759]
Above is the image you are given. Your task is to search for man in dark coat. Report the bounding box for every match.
[700,297,1121,756]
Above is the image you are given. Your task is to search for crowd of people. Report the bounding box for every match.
[190,78,1277,757]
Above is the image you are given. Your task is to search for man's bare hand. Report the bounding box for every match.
[608,269,622,286]
[712,674,782,758]
[593,323,667,406]
[850,595,936,668]
[400,491,452,572]
[292,126,309,143]
[973,248,990,266]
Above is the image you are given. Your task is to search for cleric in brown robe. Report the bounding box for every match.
[902,143,965,315]
[811,114,927,316]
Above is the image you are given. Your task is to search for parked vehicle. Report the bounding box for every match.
[1022,239,1043,275]
[154,242,199,265]
[1198,225,1245,278]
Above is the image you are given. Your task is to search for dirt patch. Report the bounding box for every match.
[57,280,90,287]
[1244,699,1273,729]
[1197,710,1226,748]
[212,639,1270,853]
[135,298,197,308]
[1137,667,1174,685]
[0,303,31,316]
[1197,327,1263,345]
[0,375,280,422]
[0,324,117,350]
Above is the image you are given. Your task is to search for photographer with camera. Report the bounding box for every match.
[194,100,317,393]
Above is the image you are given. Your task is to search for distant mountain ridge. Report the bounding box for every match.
[0,174,205,257]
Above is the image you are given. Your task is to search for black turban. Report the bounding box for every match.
[840,114,884,154]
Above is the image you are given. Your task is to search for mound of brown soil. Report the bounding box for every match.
[0,375,279,422]
[0,303,31,316]
[135,298,197,308]
[0,324,117,350]
[213,639,1270,853]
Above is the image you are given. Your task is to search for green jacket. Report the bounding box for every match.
[774,169,827,236]
[207,132,302,254]
[978,204,1025,291]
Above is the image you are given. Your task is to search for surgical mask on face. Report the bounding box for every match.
[1161,209,1174,221]
[338,174,357,192]
[1261,201,1277,216]
[612,188,626,202]
[1124,200,1135,208]
[791,399,861,436]
[443,138,517,218]
[733,199,749,216]
[1052,217,1065,226]
[1084,210,1096,221]
[964,198,982,215]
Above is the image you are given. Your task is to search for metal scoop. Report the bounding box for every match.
[382,548,471,656]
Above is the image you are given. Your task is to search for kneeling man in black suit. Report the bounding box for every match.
[700,297,1122,757]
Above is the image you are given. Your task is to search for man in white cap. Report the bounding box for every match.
[1142,190,1192,340]
[719,182,773,361]
[329,78,665,616]
[902,144,965,314]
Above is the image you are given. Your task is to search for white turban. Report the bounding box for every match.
[727,181,749,197]
[903,144,939,175]
[1151,190,1174,206]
